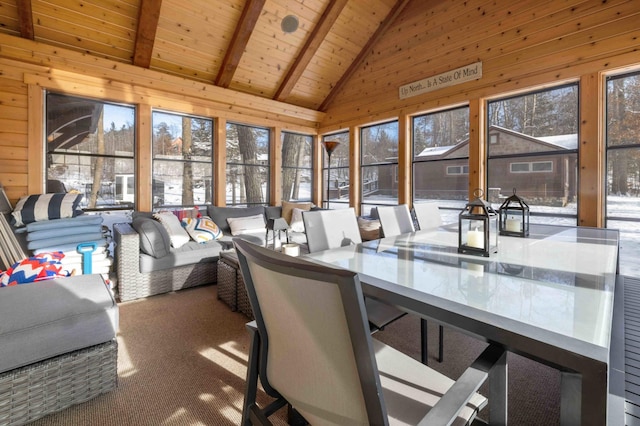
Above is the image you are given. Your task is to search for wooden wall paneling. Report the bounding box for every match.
[214,117,227,206]
[320,0,640,129]
[270,126,282,205]
[578,72,605,228]
[22,67,320,131]
[349,125,360,215]
[0,34,324,126]
[0,0,21,37]
[137,104,153,211]
[397,111,411,206]
[468,98,485,201]
[32,2,136,62]
[26,84,42,195]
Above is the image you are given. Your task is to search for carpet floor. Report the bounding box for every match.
[30,284,560,425]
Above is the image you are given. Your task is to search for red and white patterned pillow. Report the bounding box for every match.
[0,252,73,287]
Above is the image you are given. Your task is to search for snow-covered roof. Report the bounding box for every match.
[536,134,578,149]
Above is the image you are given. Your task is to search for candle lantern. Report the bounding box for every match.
[498,188,529,237]
[458,189,498,257]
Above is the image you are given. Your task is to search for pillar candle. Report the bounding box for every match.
[467,228,484,249]
[506,218,521,232]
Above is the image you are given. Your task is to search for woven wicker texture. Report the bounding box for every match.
[114,223,217,302]
[217,251,253,320]
[217,258,238,311]
[0,340,117,425]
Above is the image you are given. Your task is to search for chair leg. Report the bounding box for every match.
[421,318,428,365]
[242,326,261,426]
[438,325,444,362]
[421,320,445,364]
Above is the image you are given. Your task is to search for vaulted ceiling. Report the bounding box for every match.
[1,0,410,111]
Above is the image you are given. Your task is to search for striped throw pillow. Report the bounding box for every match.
[12,193,83,227]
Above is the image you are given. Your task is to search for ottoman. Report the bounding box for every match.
[217,250,254,320]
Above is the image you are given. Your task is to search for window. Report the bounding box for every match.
[226,122,270,206]
[282,132,313,202]
[487,83,579,225]
[412,106,470,223]
[509,161,553,173]
[446,165,469,175]
[152,111,213,208]
[360,120,398,215]
[46,92,135,210]
[321,132,350,209]
[606,71,640,275]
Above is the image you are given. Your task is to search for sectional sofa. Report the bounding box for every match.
[114,203,313,302]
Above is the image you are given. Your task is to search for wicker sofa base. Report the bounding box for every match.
[0,339,118,426]
[117,261,218,302]
[114,223,218,302]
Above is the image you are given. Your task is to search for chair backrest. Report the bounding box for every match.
[376,205,414,237]
[302,208,363,253]
[233,238,387,424]
[413,202,443,231]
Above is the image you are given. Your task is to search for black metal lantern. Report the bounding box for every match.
[498,188,530,237]
[458,189,498,257]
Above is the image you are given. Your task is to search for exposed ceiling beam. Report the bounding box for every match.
[274,0,348,102]
[16,0,34,40]
[133,0,162,68]
[319,0,412,112]
[215,0,266,88]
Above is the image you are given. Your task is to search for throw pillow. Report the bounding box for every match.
[132,217,171,258]
[12,193,83,227]
[0,252,73,287]
[281,200,312,224]
[290,207,306,233]
[227,214,266,236]
[182,216,222,243]
[153,211,191,248]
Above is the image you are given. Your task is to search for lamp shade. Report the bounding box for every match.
[322,140,340,156]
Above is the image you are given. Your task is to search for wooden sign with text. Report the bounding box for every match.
[399,62,482,99]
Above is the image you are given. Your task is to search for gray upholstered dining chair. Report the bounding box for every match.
[233,238,506,426]
[413,202,443,231]
[376,204,445,365]
[302,208,405,332]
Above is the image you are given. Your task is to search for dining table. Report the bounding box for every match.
[303,223,621,425]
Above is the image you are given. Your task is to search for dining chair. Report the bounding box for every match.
[375,204,415,237]
[376,204,445,365]
[413,202,443,230]
[234,238,506,426]
[302,208,406,333]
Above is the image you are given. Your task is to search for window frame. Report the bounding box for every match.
[151,109,214,209]
[45,91,136,211]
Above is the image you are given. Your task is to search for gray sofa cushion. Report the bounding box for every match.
[207,205,265,234]
[132,216,171,258]
[138,239,225,273]
[0,274,118,374]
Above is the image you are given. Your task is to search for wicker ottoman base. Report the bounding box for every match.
[0,340,118,426]
[217,256,239,311]
[217,251,254,320]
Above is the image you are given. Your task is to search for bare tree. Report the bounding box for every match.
[236,125,263,204]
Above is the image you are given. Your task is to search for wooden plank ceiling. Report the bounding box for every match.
[0,0,409,111]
